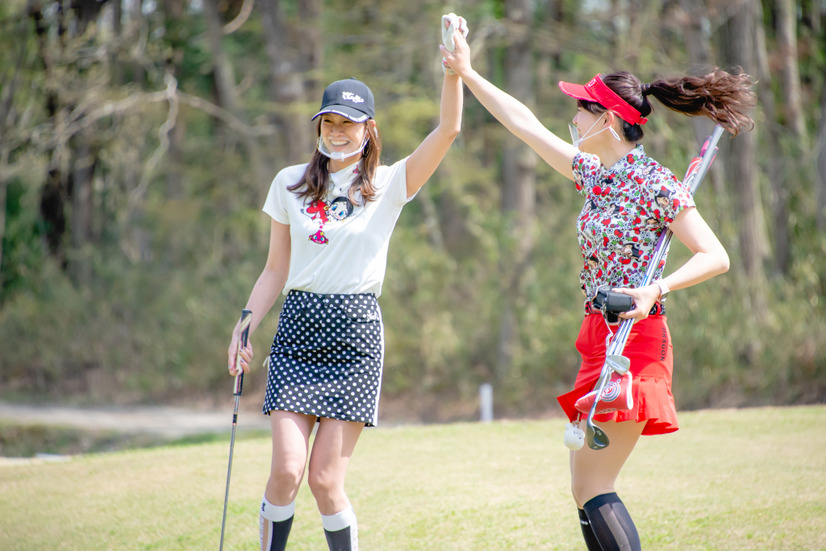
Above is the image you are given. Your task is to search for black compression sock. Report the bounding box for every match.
[578,508,602,550]
[583,492,641,551]
[321,505,358,551]
[260,498,295,551]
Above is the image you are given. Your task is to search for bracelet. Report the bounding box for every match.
[654,280,670,300]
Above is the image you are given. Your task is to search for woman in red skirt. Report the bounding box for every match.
[442,27,755,550]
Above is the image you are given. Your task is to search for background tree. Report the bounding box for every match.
[0,0,823,418]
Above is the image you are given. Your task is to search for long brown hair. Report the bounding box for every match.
[288,121,383,206]
[579,68,756,140]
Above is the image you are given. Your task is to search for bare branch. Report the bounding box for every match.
[47,83,276,156]
[223,0,255,34]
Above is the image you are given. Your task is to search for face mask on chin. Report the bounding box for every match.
[317,133,369,162]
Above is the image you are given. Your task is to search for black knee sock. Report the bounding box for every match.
[321,505,358,551]
[582,492,641,551]
[260,497,295,551]
[578,508,602,550]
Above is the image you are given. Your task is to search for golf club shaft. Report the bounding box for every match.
[585,127,724,446]
[606,125,724,360]
[219,309,252,551]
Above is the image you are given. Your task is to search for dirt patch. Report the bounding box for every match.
[0,400,271,461]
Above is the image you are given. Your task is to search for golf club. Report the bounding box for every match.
[583,125,724,450]
[585,366,613,449]
[219,308,252,551]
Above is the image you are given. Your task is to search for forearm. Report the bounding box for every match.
[661,207,730,294]
[460,68,575,178]
[660,247,730,293]
[438,72,463,138]
[405,72,463,194]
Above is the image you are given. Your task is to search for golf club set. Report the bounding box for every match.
[564,125,725,451]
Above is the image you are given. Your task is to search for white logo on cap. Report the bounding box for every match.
[342,91,365,104]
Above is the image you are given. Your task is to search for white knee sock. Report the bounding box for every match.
[260,497,295,551]
[321,504,358,551]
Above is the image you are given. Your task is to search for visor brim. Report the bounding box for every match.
[311,106,371,123]
[558,81,597,103]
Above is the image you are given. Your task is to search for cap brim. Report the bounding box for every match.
[311,106,371,123]
[558,81,596,102]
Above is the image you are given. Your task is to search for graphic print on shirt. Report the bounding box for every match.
[301,195,356,245]
[573,145,694,296]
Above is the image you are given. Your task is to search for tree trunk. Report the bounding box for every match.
[201,0,267,183]
[817,82,826,232]
[0,13,29,285]
[69,129,96,285]
[0,148,8,286]
[755,0,791,275]
[496,0,537,380]
[679,0,724,197]
[260,0,321,168]
[130,0,145,86]
[160,0,187,200]
[776,0,807,141]
[29,2,68,267]
[719,0,768,361]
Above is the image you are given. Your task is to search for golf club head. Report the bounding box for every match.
[585,422,610,450]
[606,354,631,375]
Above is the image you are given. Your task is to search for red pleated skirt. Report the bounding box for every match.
[556,313,679,435]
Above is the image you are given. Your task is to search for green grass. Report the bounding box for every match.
[1,406,825,550]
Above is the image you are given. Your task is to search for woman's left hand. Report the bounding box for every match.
[614,284,661,321]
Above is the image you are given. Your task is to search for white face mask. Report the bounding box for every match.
[317,133,369,161]
[568,114,622,148]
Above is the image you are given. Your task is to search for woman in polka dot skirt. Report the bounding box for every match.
[442,26,755,551]
[227,62,462,551]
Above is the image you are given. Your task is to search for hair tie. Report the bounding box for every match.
[641,82,653,96]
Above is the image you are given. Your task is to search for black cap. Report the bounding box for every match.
[311,78,375,123]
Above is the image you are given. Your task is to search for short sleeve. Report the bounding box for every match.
[376,156,410,207]
[262,168,293,225]
[641,163,695,226]
[571,152,603,196]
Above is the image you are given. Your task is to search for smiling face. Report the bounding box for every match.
[319,113,368,160]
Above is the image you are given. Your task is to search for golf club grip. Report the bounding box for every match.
[233,309,252,396]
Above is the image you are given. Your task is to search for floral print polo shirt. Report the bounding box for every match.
[573,145,694,298]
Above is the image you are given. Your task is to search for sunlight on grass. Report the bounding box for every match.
[1,406,824,550]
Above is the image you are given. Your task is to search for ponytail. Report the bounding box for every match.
[645,68,756,136]
[580,69,756,141]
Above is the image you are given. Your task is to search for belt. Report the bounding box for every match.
[584,300,665,319]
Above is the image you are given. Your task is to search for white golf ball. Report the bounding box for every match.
[563,422,585,450]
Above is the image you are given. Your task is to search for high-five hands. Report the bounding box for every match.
[441,13,468,75]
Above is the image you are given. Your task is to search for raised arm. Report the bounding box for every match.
[441,32,578,180]
[405,70,463,198]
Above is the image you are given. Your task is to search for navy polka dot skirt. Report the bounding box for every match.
[263,290,384,426]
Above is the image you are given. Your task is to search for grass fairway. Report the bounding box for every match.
[1,406,824,550]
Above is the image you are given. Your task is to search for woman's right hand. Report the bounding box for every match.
[227,326,254,377]
[440,25,472,78]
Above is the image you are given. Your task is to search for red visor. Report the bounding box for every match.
[559,74,648,126]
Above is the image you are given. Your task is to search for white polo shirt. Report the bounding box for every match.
[262,158,412,297]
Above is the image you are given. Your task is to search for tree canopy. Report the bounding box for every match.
[0,0,824,420]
